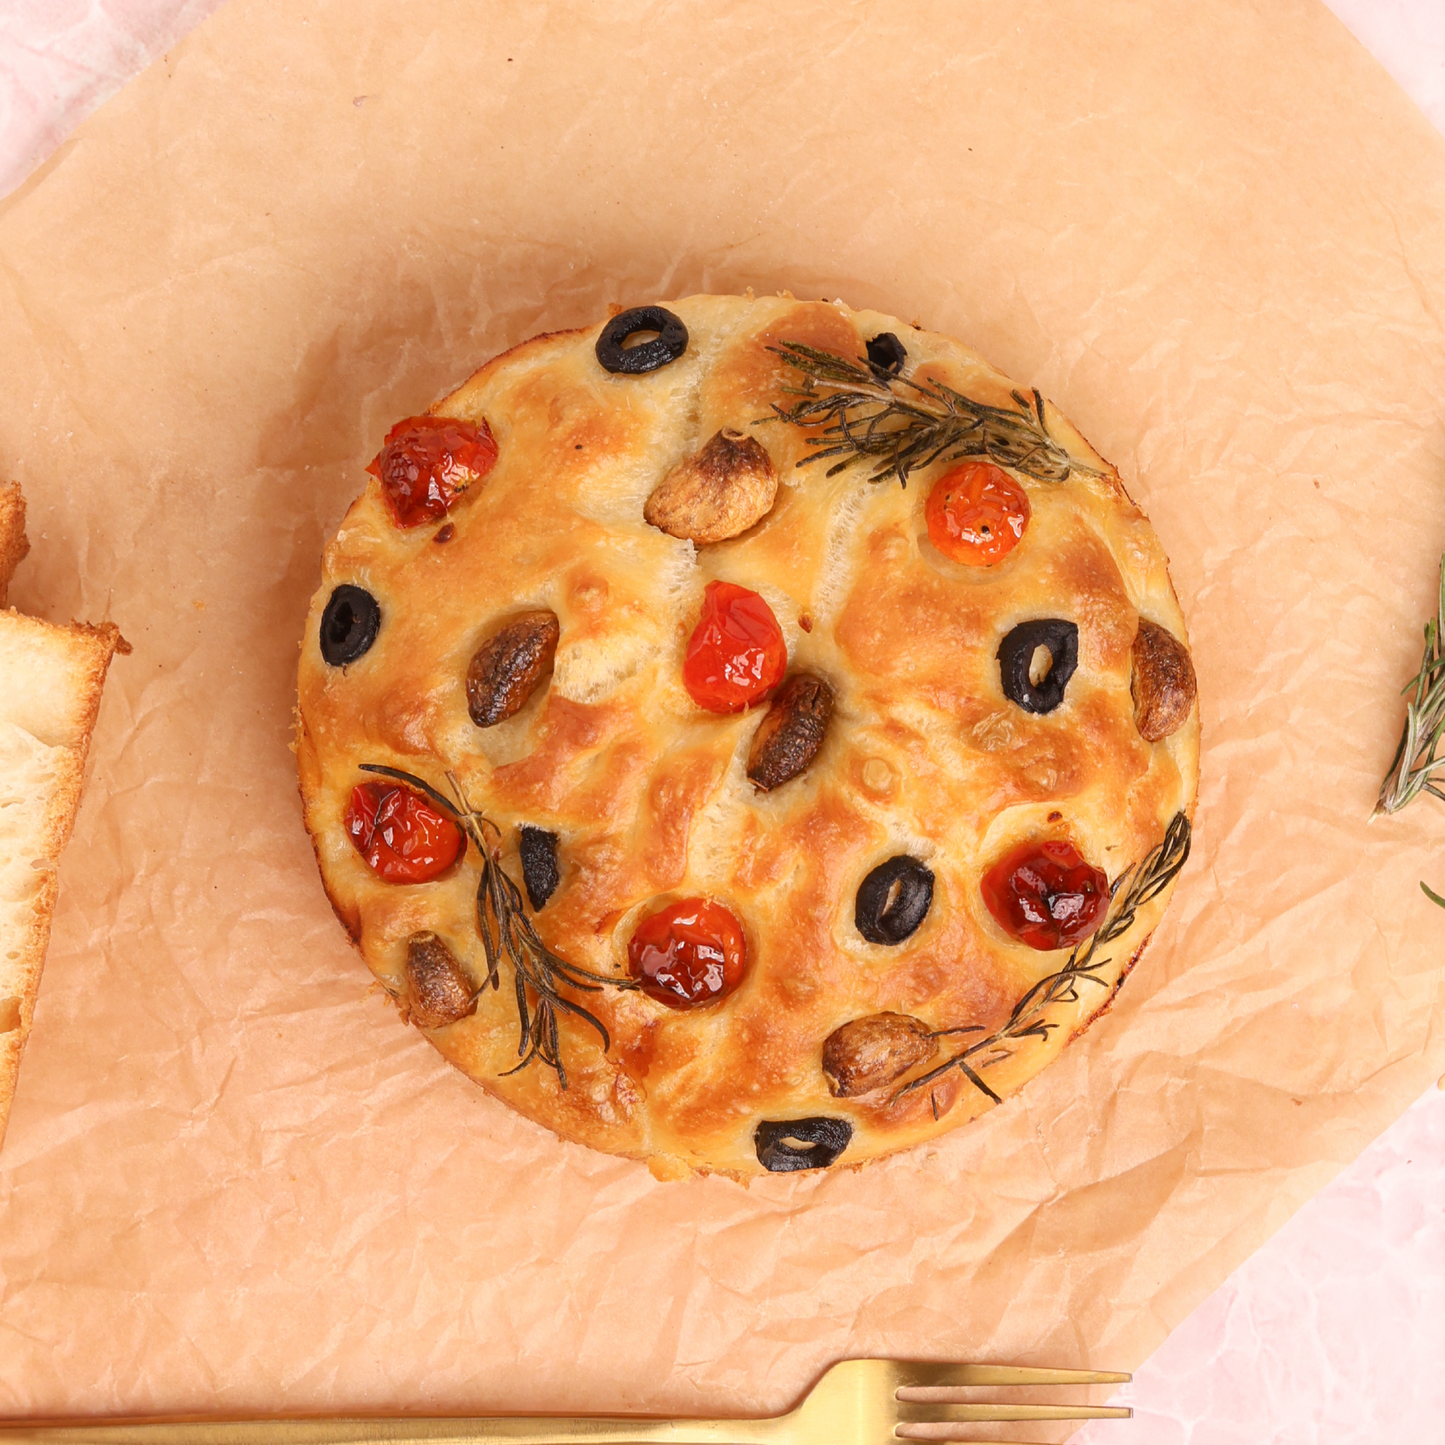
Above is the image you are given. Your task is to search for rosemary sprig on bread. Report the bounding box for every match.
[359,764,635,1086]
[765,341,1102,488]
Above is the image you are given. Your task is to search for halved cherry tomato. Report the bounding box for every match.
[628,898,747,1008]
[683,580,787,712]
[366,414,498,528]
[345,781,463,883]
[925,461,1030,566]
[981,839,1108,950]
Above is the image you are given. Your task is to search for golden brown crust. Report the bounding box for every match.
[296,295,1200,1177]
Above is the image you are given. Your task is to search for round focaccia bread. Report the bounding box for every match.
[296,293,1198,1180]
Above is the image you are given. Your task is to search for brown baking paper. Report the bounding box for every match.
[1,0,1443,1427]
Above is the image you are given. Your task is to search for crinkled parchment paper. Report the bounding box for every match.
[1,0,1443,1426]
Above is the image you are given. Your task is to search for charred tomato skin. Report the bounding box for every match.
[981,838,1108,950]
[366,414,498,528]
[925,461,1031,566]
[683,581,787,713]
[628,898,747,1008]
[344,781,464,884]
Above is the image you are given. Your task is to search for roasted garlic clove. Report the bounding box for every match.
[746,672,834,791]
[821,1012,938,1097]
[466,610,560,727]
[643,428,778,544]
[405,931,477,1030]
[1131,619,1198,741]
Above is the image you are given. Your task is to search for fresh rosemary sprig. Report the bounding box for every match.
[1377,555,1445,816]
[893,812,1193,1107]
[359,763,635,1088]
[762,341,1103,488]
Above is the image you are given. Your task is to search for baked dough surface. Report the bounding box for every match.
[296,294,1199,1178]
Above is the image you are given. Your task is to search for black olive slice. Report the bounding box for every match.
[865,331,907,375]
[754,1117,853,1173]
[997,618,1079,715]
[319,584,381,667]
[518,825,560,910]
[855,855,934,945]
[595,306,689,375]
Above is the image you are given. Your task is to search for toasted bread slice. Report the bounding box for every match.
[0,488,124,1153]
[0,483,28,607]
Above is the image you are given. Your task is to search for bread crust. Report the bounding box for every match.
[297,295,1200,1177]
[0,610,126,1152]
[0,482,29,607]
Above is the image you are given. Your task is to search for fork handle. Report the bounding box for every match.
[0,1417,788,1445]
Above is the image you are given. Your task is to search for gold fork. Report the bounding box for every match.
[0,1359,1130,1443]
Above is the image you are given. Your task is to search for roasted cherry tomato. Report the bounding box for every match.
[628,898,747,1008]
[345,781,463,883]
[925,461,1030,566]
[981,839,1109,950]
[683,581,787,712]
[366,414,498,528]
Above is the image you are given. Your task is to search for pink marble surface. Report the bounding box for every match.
[1,2,1443,1439]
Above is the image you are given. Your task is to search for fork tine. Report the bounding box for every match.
[890,1362,1131,1388]
[895,1401,1131,1423]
